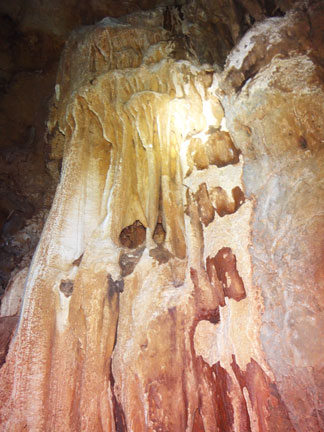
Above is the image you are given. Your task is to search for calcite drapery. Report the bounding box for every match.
[1,3,324,432]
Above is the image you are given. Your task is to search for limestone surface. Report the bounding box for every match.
[0,2,323,432]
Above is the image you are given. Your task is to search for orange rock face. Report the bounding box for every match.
[0,2,324,431]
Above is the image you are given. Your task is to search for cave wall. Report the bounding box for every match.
[0,0,299,295]
[220,3,324,429]
[0,1,324,431]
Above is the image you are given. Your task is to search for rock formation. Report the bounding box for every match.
[0,1,324,431]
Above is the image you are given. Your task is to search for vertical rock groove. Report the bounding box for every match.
[0,2,324,431]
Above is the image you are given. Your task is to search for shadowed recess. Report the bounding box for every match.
[210,185,245,217]
[207,247,246,302]
[119,220,146,249]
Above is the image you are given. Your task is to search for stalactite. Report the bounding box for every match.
[1,2,324,431]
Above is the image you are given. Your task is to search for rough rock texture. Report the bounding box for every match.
[0,0,301,295]
[220,2,324,430]
[0,1,324,431]
[0,0,179,295]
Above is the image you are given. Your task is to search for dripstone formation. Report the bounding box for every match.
[0,1,324,431]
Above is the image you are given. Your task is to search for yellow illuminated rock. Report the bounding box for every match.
[1,4,324,432]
